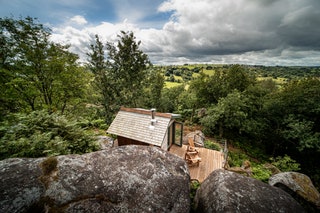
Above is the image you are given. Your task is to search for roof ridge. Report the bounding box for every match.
[120,107,172,118]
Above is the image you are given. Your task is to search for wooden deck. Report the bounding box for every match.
[169,144,225,182]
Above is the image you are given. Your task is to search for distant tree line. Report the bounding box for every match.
[0,17,319,189]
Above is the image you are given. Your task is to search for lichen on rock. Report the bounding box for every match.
[194,169,305,213]
[0,146,190,213]
[269,172,320,211]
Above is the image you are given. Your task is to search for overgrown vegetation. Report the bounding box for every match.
[1,17,319,189]
[204,140,221,151]
[0,111,99,159]
[190,180,201,212]
[270,155,301,172]
[227,150,301,183]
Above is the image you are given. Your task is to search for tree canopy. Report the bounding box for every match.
[87,31,152,121]
[1,16,319,190]
[0,17,90,116]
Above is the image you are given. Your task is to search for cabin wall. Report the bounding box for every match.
[162,122,175,151]
[161,133,169,151]
[118,136,157,147]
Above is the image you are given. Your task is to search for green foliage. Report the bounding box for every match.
[143,67,165,109]
[0,110,99,160]
[87,31,152,121]
[281,115,320,152]
[189,65,254,107]
[0,17,89,114]
[271,155,301,172]
[78,118,109,129]
[106,31,151,108]
[87,34,119,121]
[1,17,320,189]
[262,78,320,187]
[190,180,201,211]
[201,90,248,138]
[204,140,221,151]
[264,78,320,153]
[228,151,249,167]
[158,85,185,112]
[252,165,272,183]
[228,150,272,182]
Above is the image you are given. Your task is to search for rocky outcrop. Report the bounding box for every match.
[183,130,205,147]
[0,146,190,213]
[263,163,281,175]
[269,172,320,211]
[97,135,114,149]
[226,160,253,177]
[0,158,46,212]
[194,169,305,213]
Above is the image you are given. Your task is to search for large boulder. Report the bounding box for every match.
[0,158,45,212]
[226,160,253,177]
[0,146,190,213]
[183,130,205,147]
[194,169,304,213]
[97,135,114,149]
[269,172,320,211]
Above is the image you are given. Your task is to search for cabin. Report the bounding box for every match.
[107,107,183,150]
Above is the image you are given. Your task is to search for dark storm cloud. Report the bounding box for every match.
[49,0,320,65]
[154,0,320,65]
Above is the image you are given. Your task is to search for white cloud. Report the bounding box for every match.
[150,0,320,65]
[50,0,320,65]
[51,16,140,62]
[70,15,88,25]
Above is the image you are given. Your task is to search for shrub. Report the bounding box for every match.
[190,180,201,211]
[78,118,108,129]
[204,140,221,151]
[0,111,99,160]
[271,155,301,172]
[252,164,272,182]
[228,151,249,167]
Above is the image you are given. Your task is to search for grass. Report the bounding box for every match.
[165,81,182,88]
[201,69,215,76]
[256,76,287,85]
[174,76,183,81]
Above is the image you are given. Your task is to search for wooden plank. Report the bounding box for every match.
[169,144,224,182]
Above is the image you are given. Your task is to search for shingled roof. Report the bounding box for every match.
[107,107,179,147]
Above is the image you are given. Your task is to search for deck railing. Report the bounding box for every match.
[217,138,228,169]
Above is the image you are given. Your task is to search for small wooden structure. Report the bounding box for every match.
[169,144,225,182]
[107,107,183,150]
[185,137,202,166]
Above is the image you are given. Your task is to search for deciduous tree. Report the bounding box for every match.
[87,31,151,121]
[106,31,151,107]
[0,17,88,115]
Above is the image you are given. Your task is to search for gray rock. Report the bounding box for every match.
[0,146,190,213]
[269,172,320,211]
[194,169,305,213]
[0,158,45,213]
[97,135,114,149]
[183,130,205,147]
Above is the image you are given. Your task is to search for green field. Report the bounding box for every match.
[165,81,182,88]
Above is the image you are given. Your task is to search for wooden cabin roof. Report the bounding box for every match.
[107,107,177,147]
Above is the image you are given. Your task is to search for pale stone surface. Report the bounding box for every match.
[0,146,190,213]
[194,169,305,213]
[269,172,320,210]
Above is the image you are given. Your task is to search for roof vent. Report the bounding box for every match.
[149,108,157,129]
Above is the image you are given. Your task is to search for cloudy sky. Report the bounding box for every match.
[1,0,320,65]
